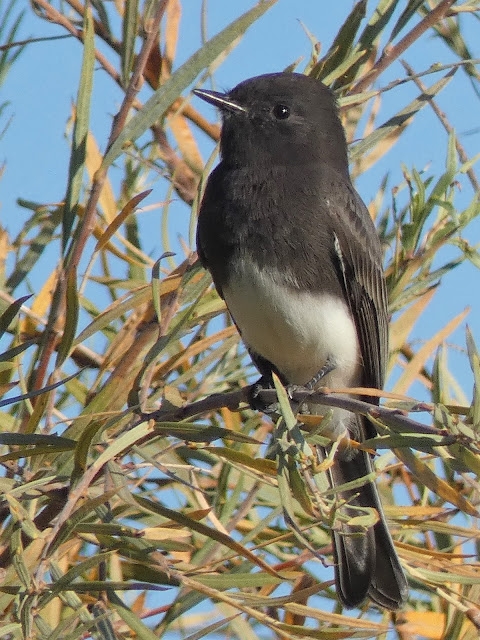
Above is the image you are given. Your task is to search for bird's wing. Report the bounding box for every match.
[195,164,232,301]
[329,182,389,396]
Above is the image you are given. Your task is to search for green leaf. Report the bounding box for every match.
[389,0,424,41]
[205,446,275,474]
[466,325,480,432]
[121,0,139,87]
[0,0,26,90]
[109,590,170,640]
[193,572,283,589]
[0,295,31,338]
[0,339,35,363]
[47,490,118,556]
[133,495,278,576]
[5,206,62,292]
[0,433,75,446]
[73,284,151,346]
[62,5,95,254]
[312,0,367,82]
[152,421,262,444]
[56,266,79,366]
[0,369,82,408]
[40,553,115,606]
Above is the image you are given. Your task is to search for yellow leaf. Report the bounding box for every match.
[397,611,445,639]
[155,325,237,378]
[397,447,478,516]
[394,307,469,395]
[141,527,191,541]
[383,505,446,518]
[86,132,117,222]
[163,0,181,77]
[390,287,437,355]
[20,270,58,335]
[360,121,409,173]
[94,190,152,252]
[168,111,204,174]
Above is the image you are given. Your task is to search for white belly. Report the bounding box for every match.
[222,260,362,391]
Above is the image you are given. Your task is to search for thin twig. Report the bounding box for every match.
[350,0,457,95]
[0,290,103,368]
[339,58,480,113]
[32,0,120,83]
[107,0,169,147]
[27,0,123,392]
[402,59,480,192]
[0,34,71,51]
[64,0,121,54]
[54,0,215,189]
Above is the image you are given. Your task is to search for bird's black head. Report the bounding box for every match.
[194,73,349,175]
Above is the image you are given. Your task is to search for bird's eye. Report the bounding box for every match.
[272,104,290,120]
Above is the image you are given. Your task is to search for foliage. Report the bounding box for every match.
[1,1,480,638]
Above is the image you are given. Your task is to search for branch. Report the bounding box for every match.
[402,59,480,192]
[350,0,458,95]
[141,384,453,439]
[32,0,120,83]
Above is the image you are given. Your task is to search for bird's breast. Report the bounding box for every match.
[222,259,361,390]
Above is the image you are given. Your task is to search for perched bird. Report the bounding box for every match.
[194,72,408,609]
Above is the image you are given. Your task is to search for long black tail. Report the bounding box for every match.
[328,430,408,609]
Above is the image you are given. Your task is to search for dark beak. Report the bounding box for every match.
[193,88,246,114]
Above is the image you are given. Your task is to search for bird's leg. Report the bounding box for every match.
[287,355,337,405]
[305,355,337,390]
[287,356,337,417]
[249,356,337,413]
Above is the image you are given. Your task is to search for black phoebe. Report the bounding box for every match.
[194,72,408,609]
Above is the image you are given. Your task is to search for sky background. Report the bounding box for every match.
[1,0,479,628]
[1,0,480,403]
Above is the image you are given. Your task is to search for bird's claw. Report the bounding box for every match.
[248,377,279,413]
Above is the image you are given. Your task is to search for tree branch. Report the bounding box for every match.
[141,384,454,440]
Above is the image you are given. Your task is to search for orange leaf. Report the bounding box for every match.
[390,287,437,356]
[397,611,445,639]
[394,307,469,395]
[20,270,58,335]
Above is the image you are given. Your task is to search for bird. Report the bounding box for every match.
[193,72,408,609]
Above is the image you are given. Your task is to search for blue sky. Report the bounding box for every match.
[1,1,480,403]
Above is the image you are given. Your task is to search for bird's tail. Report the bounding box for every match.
[327,429,408,609]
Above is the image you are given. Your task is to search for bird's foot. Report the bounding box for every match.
[248,376,279,413]
[249,357,337,414]
[286,356,337,410]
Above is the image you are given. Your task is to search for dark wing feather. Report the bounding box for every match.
[326,181,407,609]
[331,185,388,396]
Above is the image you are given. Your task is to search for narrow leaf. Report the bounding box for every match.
[56,266,79,366]
[350,69,456,161]
[0,295,31,337]
[62,5,95,253]
[121,0,139,87]
[389,0,424,41]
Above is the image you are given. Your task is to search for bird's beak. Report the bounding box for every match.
[193,88,246,114]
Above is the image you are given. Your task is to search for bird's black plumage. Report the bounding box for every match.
[194,72,408,609]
